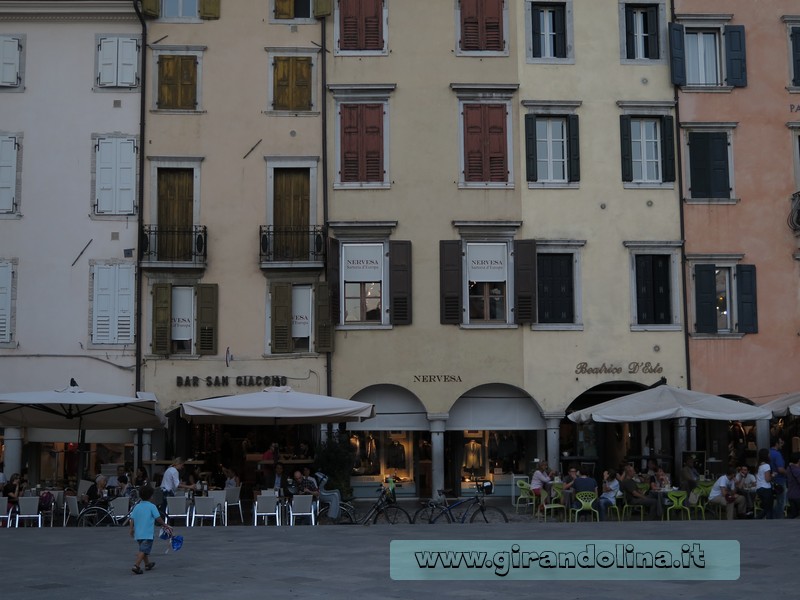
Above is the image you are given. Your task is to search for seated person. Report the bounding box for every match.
[562,467,578,492]
[570,470,599,515]
[648,466,670,494]
[530,461,554,505]
[621,465,662,520]
[117,475,133,497]
[2,472,25,508]
[84,474,110,506]
[708,467,747,520]
[598,469,619,522]
[681,456,700,493]
[289,470,319,499]
[734,465,757,511]
[222,466,240,489]
[107,465,126,488]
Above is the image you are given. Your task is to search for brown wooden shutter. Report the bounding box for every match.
[151,283,171,355]
[142,0,160,18]
[486,103,508,182]
[178,56,198,109]
[389,240,412,325]
[460,0,480,51]
[275,0,294,19]
[273,56,292,110]
[362,104,383,182]
[362,0,383,50]
[440,240,463,324]
[514,240,536,324]
[463,104,484,182]
[274,57,312,111]
[157,55,177,109]
[196,283,218,355]
[339,0,360,50]
[315,282,334,352]
[483,0,503,51]
[293,57,312,110]
[159,55,197,110]
[327,237,340,325]
[340,104,360,182]
[271,282,293,353]
[199,0,221,20]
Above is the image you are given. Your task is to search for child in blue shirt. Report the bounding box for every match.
[129,485,171,574]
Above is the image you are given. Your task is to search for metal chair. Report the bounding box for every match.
[191,496,222,527]
[570,491,600,523]
[63,495,81,526]
[166,495,191,527]
[515,480,536,514]
[207,490,226,524]
[288,494,316,526]
[666,490,691,520]
[15,496,42,527]
[224,486,244,525]
[253,493,281,526]
[0,496,11,527]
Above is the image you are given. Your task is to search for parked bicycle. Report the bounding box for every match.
[413,480,508,524]
[77,495,139,527]
[316,473,412,525]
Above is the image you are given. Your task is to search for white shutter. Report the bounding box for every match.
[92,265,115,343]
[115,264,134,344]
[0,36,20,87]
[116,138,136,214]
[97,37,118,86]
[95,138,116,213]
[0,135,17,213]
[0,262,12,343]
[117,38,139,87]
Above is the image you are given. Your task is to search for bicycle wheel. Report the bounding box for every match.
[413,505,437,524]
[317,505,355,525]
[77,507,114,527]
[373,505,412,524]
[469,505,508,524]
[430,508,453,524]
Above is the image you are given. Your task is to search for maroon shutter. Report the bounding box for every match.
[340,104,360,182]
[460,0,480,51]
[389,240,412,325]
[362,0,383,51]
[485,104,508,182]
[362,104,383,182]
[483,0,503,51]
[339,0,360,50]
[463,104,485,181]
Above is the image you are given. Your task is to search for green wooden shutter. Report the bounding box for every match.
[689,132,729,199]
[792,28,800,87]
[736,264,757,333]
[537,253,573,324]
[724,25,747,87]
[635,255,654,324]
[315,281,333,352]
[668,23,686,86]
[694,264,717,333]
[708,132,730,199]
[553,4,566,58]
[199,0,221,20]
[524,113,537,182]
[314,0,332,18]
[660,116,675,183]
[624,6,635,58]
[271,282,293,353]
[531,6,542,57]
[513,239,536,324]
[275,0,294,19]
[620,115,633,182]
[389,240,412,325]
[196,283,218,355]
[651,255,671,324]
[567,114,580,182]
[152,283,171,355]
[327,237,340,324]
[440,240,463,324]
[645,6,659,59]
[141,0,160,18]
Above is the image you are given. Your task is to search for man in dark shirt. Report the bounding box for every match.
[621,464,662,520]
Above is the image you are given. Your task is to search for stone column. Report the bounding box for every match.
[756,418,770,451]
[427,413,448,499]
[3,427,23,476]
[543,413,564,468]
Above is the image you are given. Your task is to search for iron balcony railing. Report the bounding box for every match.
[141,225,208,266]
[259,225,326,263]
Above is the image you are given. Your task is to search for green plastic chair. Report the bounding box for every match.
[666,490,690,520]
[570,491,600,523]
[542,483,566,523]
[515,480,536,514]
[622,488,646,521]
[688,486,708,520]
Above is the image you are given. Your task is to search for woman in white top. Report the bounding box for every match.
[755,448,774,519]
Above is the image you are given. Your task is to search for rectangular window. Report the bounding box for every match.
[0,134,20,214]
[686,30,720,85]
[688,130,731,199]
[339,103,384,184]
[163,0,198,18]
[273,56,312,111]
[97,37,139,88]
[537,253,574,324]
[620,115,675,185]
[95,137,136,215]
[341,243,383,324]
[337,0,385,53]
[525,115,580,183]
[531,3,567,58]
[669,22,747,88]
[634,254,672,325]
[463,103,508,183]
[0,261,13,343]
[466,243,508,323]
[92,264,135,345]
[0,35,22,88]
[275,0,312,20]
[694,263,757,334]
[151,282,217,355]
[458,0,505,53]
[624,4,659,59]
[157,54,198,110]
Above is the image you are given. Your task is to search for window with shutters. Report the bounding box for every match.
[95,35,140,90]
[618,101,676,188]
[534,241,583,330]
[785,18,800,90]
[153,47,204,111]
[682,124,736,203]
[150,282,217,356]
[619,2,665,63]
[90,263,135,346]
[267,281,334,352]
[456,0,508,56]
[525,1,573,64]
[335,0,388,56]
[625,242,682,330]
[272,0,314,22]
[669,17,746,89]
[0,133,22,217]
[0,259,16,346]
[0,34,25,92]
[688,256,757,337]
[93,135,137,216]
[266,49,318,113]
[143,0,220,21]
[523,100,580,188]
[160,0,199,20]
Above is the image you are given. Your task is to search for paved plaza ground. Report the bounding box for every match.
[0,500,795,600]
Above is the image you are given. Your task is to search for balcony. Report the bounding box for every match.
[259,225,325,269]
[140,225,208,270]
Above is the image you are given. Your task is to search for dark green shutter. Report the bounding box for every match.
[620,115,633,182]
[524,113,537,182]
[689,132,729,199]
[142,0,160,18]
[513,240,536,324]
[537,253,573,324]
[314,0,333,18]
[271,282,293,354]
[651,255,671,324]
[531,6,542,57]
[645,5,659,59]
[553,5,566,58]
[694,264,717,333]
[440,240,462,324]
[152,283,171,355]
[199,0,221,20]
[736,264,757,333]
[708,132,730,198]
[196,283,218,355]
[624,6,635,59]
[661,115,675,183]
[724,25,747,87]
[389,240,412,325]
[567,114,580,182]
[792,28,800,87]
[315,282,333,352]
[327,237,340,325]
[635,255,653,324]
[669,23,686,86]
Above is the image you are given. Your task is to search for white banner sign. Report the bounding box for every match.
[342,243,383,282]
[466,243,507,282]
[292,286,311,338]
[171,286,194,340]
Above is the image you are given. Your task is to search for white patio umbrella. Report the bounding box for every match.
[761,392,800,417]
[180,386,374,425]
[790,403,800,416]
[568,384,772,424]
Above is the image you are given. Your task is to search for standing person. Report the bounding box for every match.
[129,485,170,575]
[769,437,787,519]
[755,448,774,519]
[786,452,800,519]
[159,458,193,515]
[598,469,620,522]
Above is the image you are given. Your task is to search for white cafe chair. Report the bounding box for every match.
[207,490,227,525]
[16,496,43,528]
[288,494,316,526]
[191,496,222,527]
[63,495,81,527]
[0,496,11,527]
[77,480,94,499]
[224,486,244,525]
[166,495,191,527]
[253,494,281,526]
[109,496,131,525]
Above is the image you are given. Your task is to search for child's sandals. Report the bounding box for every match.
[131,566,143,575]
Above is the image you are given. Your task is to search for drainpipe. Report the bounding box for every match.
[133,0,147,469]
[319,14,333,405]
